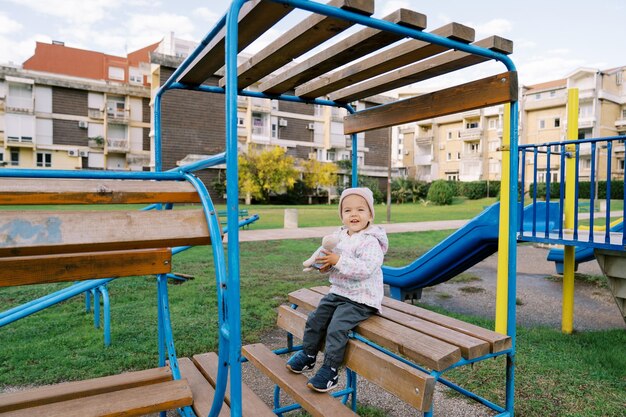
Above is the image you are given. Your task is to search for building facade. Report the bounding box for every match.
[392,66,626,188]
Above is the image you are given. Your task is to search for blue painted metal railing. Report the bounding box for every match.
[518,135,626,250]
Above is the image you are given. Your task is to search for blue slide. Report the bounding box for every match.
[384,202,560,301]
[547,221,624,274]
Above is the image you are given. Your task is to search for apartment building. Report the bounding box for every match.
[151,53,395,193]
[0,41,153,171]
[393,65,626,188]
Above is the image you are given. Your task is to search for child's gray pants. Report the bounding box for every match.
[302,292,377,368]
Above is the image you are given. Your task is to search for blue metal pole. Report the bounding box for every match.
[222,2,246,416]
[99,285,111,347]
[590,143,596,242]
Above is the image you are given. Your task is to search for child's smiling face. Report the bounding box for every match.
[340,194,372,234]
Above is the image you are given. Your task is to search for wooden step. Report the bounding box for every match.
[1,379,192,417]
[277,305,434,411]
[192,352,275,417]
[0,209,211,257]
[0,367,174,413]
[287,288,460,371]
[178,357,231,417]
[242,343,358,417]
[0,178,201,205]
[311,286,511,359]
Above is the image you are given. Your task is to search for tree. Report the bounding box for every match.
[238,146,298,203]
[301,158,338,201]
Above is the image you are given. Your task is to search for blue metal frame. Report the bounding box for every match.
[152,1,521,416]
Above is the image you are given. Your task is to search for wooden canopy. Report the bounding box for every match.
[175,0,515,134]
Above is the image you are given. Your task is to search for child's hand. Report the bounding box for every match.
[316,250,339,272]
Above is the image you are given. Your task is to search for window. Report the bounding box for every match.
[447,131,452,140]
[617,71,623,86]
[237,117,245,127]
[271,123,277,138]
[447,152,452,161]
[36,152,52,167]
[580,158,591,170]
[539,119,546,129]
[457,152,461,159]
[129,68,143,84]
[549,90,556,97]
[327,150,336,161]
[489,160,500,174]
[447,173,458,181]
[621,108,626,119]
[108,66,125,81]
[619,159,625,170]
[466,122,479,129]
[554,118,560,128]
[0,152,4,166]
[251,113,265,136]
[535,93,541,99]
[10,150,19,166]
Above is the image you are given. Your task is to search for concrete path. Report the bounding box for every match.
[227,219,468,242]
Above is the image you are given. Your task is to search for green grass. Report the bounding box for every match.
[1,228,624,416]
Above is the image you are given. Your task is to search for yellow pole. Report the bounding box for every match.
[562,88,579,334]
[495,103,511,334]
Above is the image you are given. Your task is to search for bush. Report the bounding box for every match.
[427,180,456,205]
[458,181,487,200]
[528,180,624,200]
[390,178,430,203]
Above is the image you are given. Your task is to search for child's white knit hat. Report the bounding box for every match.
[338,187,375,219]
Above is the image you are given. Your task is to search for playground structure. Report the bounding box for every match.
[1,1,624,417]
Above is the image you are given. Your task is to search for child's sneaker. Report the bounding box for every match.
[307,365,339,392]
[286,351,316,373]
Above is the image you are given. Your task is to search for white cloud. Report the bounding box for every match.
[0,12,22,34]
[194,7,221,25]
[0,33,50,64]
[378,1,412,18]
[8,0,122,25]
[519,56,586,85]
[474,18,513,39]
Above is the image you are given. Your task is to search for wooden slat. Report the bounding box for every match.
[343,71,518,134]
[0,248,172,287]
[381,296,511,353]
[277,306,434,411]
[295,22,475,99]
[177,0,295,85]
[259,8,426,95]
[192,352,275,417]
[1,380,192,417]
[308,287,488,358]
[0,209,211,257]
[0,367,173,413]
[218,0,375,90]
[287,289,461,370]
[0,178,201,205]
[241,343,358,417]
[178,358,231,417]
[329,35,513,103]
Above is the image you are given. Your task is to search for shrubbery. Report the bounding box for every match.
[427,180,456,205]
[528,180,624,200]
[390,178,430,203]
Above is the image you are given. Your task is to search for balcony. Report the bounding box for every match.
[88,108,105,120]
[6,96,34,113]
[107,109,129,124]
[6,136,34,147]
[414,154,432,165]
[415,135,434,145]
[0,96,5,111]
[614,118,626,129]
[578,117,595,128]
[106,138,130,152]
[126,153,150,166]
[88,137,105,149]
[460,128,483,141]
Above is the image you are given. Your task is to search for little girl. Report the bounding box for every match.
[286,187,388,392]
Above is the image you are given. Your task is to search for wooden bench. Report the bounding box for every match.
[217,209,254,229]
[0,177,270,417]
[263,286,511,414]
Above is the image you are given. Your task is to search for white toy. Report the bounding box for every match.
[302,235,339,272]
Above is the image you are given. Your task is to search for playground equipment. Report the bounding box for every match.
[519,132,626,327]
[384,201,560,301]
[0,1,524,416]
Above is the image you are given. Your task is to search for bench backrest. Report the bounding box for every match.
[0,178,214,287]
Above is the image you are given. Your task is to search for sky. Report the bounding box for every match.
[0,0,624,90]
